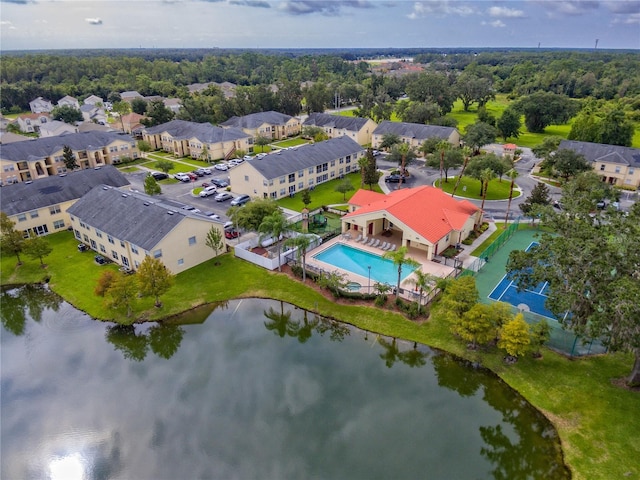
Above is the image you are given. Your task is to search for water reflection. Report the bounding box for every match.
[1,284,61,335]
[1,287,568,479]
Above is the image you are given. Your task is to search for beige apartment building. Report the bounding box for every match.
[67,186,225,274]
[0,166,129,238]
[143,120,253,161]
[221,111,301,140]
[372,121,461,150]
[0,131,139,185]
[303,112,377,146]
[228,136,365,200]
[558,140,640,189]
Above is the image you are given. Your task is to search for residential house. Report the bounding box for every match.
[80,104,108,125]
[143,119,252,161]
[372,121,460,150]
[228,136,365,200]
[118,112,146,135]
[221,111,301,141]
[57,95,80,109]
[0,165,129,237]
[303,112,377,146]
[39,120,78,138]
[558,140,640,189]
[29,97,54,114]
[120,91,144,103]
[67,186,225,274]
[163,98,182,115]
[187,82,214,94]
[0,131,139,184]
[16,113,51,134]
[77,123,115,134]
[83,95,104,106]
[342,186,482,260]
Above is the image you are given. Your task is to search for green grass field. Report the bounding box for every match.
[435,176,520,200]
[272,138,309,148]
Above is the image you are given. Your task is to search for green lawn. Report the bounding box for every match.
[1,229,638,480]
[435,176,519,200]
[276,171,382,212]
[272,138,309,148]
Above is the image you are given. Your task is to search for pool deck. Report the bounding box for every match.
[307,233,456,299]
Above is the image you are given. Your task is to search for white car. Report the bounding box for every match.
[214,163,228,171]
[243,155,252,161]
[255,153,268,159]
[199,186,217,197]
[173,173,190,182]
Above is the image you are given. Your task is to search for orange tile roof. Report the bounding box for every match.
[345,186,480,243]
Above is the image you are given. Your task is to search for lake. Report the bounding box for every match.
[1,285,568,479]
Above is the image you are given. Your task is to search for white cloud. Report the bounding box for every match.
[604,0,640,14]
[482,19,506,28]
[488,6,524,18]
[85,17,103,25]
[408,1,476,19]
[535,0,600,17]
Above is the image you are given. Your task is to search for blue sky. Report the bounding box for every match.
[1,0,639,51]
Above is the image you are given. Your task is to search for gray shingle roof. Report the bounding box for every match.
[0,131,135,162]
[0,165,130,216]
[372,120,457,141]
[67,186,213,251]
[303,112,371,132]
[143,120,249,143]
[221,111,295,129]
[558,140,640,167]
[246,136,364,180]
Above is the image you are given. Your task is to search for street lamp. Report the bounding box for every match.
[368,265,371,293]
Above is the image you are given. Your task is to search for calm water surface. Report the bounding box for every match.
[1,285,568,480]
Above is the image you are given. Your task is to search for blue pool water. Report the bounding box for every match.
[313,243,417,286]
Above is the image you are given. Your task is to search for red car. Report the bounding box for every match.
[187,172,198,181]
[225,229,240,239]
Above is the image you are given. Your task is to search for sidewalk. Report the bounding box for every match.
[455,221,498,269]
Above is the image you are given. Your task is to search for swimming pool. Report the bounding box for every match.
[313,243,418,286]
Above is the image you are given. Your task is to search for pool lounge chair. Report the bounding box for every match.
[360,236,368,244]
[355,234,363,242]
[367,238,376,246]
[389,244,397,252]
[372,239,381,248]
[381,242,390,250]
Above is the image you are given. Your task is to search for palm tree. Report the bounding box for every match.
[378,337,401,368]
[436,140,451,190]
[258,211,290,272]
[479,167,496,212]
[406,269,439,315]
[263,303,299,338]
[504,169,519,227]
[382,246,420,300]
[451,146,472,198]
[283,234,314,281]
[379,132,401,151]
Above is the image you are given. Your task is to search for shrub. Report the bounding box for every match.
[374,295,387,307]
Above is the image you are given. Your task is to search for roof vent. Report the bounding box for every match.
[94,166,101,170]
[24,180,33,185]
[102,186,109,190]
[167,211,174,215]
[121,194,128,198]
[59,174,67,177]
[143,202,150,206]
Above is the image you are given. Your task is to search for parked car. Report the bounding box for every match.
[385,174,403,183]
[186,172,198,181]
[202,167,212,175]
[242,155,252,161]
[225,229,240,239]
[151,171,168,181]
[204,211,221,220]
[192,169,205,177]
[182,205,201,213]
[215,192,233,202]
[256,153,268,159]
[372,149,381,156]
[210,178,229,188]
[77,243,89,252]
[230,194,251,206]
[94,254,106,265]
[199,186,218,197]
[174,173,190,182]
[596,200,607,209]
[214,163,229,171]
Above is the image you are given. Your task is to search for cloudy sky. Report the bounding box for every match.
[1,0,639,51]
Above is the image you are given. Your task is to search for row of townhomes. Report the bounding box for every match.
[228,136,365,200]
[221,111,301,140]
[342,186,482,260]
[371,121,461,149]
[558,140,640,189]
[303,112,377,145]
[67,186,223,274]
[0,131,139,185]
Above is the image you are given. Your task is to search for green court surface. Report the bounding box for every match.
[473,228,607,356]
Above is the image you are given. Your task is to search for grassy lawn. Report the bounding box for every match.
[435,176,519,200]
[272,137,309,148]
[1,230,638,479]
[336,109,356,117]
[276,172,382,212]
[119,166,141,173]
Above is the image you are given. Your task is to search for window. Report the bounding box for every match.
[107,235,114,244]
[298,182,304,190]
[629,168,635,175]
[346,155,351,164]
[29,210,39,219]
[280,176,286,184]
[280,188,286,196]
[134,260,140,269]
[331,171,335,178]
[100,244,106,253]
[96,230,103,238]
[90,239,97,249]
[339,168,344,175]
[153,249,162,259]
[288,173,295,183]
[53,220,65,229]
[74,229,81,239]
[308,167,314,174]
[49,205,61,215]
[188,236,196,246]
[615,166,621,173]
[17,214,26,222]
[346,166,351,173]
[34,225,48,236]
[600,164,605,171]
[244,175,249,182]
[339,158,344,164]
[330,160,336,167]
[121,256,130,267]
[298,170,304,178]
[308,179,314,186]
[83,234,89,243]
[177,258,184,266]
[131,244,139,254]
[270,192,277,199]
[120,240,125,248]
[289,185,296,194]
[111,250,119,260]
